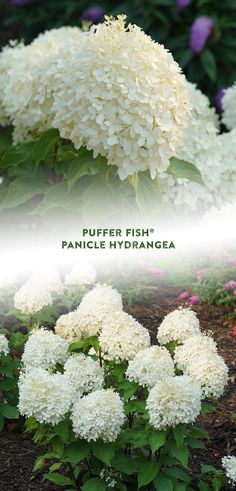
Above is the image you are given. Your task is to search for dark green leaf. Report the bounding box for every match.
[0,177,49,209]
[154,474,173,491]
[198,481,211,491]
[138,462,160,488]
[149,430,166,453]
[54,421,70,444]
[201,465,219,474]
[171,445,189,467]
[0,402,18,419]
[64,441,90,465]
[111,453,140,475]
[33,129,59,164]
[93,443,115,466]
[82,478,107,491]
[0,143,33,170]
[200,49,217,82]
[0,413,4,431]
[0,378,17,391]
[173,425,188,447]
[164,467,190,482]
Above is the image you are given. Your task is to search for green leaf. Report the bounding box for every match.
[69,336,99,353]
[0,378,17,391]
[201,403,216,416]
[52,436,64,458]
[50,463,62,472]
[167,158,204,186]
[82,478,107,491]
[64,441,90,465]
[201,465,219,474]
[154,474,173,491]
[0,129,12,154]
[171,445,189,467]
[124,400,146,415]
[33,128,59,164]
[133,172,162,214]
[54,420,70,443]
[93,443,115,466]
[173,425,188,447]
[32,182,69,215]
[138,462,160,488]
[164,467,190,482]
[179,49,193,69]
[185,436,205,449]
[198,481,211,491]
[45,472,73,486]
[0,176,49,209]
[0,402,19,419]
[212,477,222,491]
[149,430,166,453]
[201,49,217,82]
[0,413,4,431]
[0,142,33,170]
[111,453,140,475]
[175,484,187,491]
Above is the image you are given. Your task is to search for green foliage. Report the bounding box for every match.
[0,129,203,225]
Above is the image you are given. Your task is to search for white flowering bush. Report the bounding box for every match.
[17,287,228,490]
[0,18,203,220]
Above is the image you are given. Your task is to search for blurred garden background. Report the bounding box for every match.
[0,0,236,105]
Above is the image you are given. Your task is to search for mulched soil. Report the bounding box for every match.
[0,284,235,490]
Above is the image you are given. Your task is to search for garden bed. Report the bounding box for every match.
[0,284,235,490]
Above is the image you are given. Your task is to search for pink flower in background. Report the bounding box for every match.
[213,453,221,458]
[187,295,200,305]
[233,290,236,296]
[81,7,105,23]
[231,327,236,337]
[178,291,190,301]
[196,269,204,281]
[189,16,214,54]
[177,0,191,8]
[226,258,236,267]
[224,280,236,290]
[148,267,166,278]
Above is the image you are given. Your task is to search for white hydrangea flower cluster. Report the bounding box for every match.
[18,368,74,425]
[160,83,236,212]
[99,311,150,361]
[52,15,191,180]
[14,280,53,315]
[0,27,85,144]
[222,83,236,130]
[30,268,64,295]
[64,353,104,398]
[146,376,202,430]
[65,263,96,286]
[71,389,125,442]
[222,455,236,485]
[126,346,174,388]
[174,334,228,398]
[157,307,200,345]
[55,284,123,342]
[22,328,69,371]
[0,334,9,355]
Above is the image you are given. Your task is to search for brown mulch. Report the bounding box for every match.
[0,285,235,490]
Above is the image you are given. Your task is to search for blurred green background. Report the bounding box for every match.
[0,0,236,103]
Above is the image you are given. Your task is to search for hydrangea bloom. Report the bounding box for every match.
[126,346,174,387]
[179,353,228,398]
[157,307,200,345]
[55,309,100,342]
[147,376,202,430]
[174,334,218,370]
[0,334,9,355]
[71,389,125,442]
[18,368,74,425]
[222,456,236,485]
[65,263,96,286]
[30,268,64,294]
[222,83,236,130]
[52,15,191,179]
[14,280,52,314]
[22,328,69,371]
[99,311,150,362]
[78,284,123,333]
[160,83,223,212]
[64,354,104,397]
[0,27,85,144]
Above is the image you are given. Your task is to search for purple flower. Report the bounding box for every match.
[177,0,191,8]
[178,291,190,301]
[224,280,236,290]
[189,16,214,54]
[215,87,227,113]
[187,295,200,305]
[10,0,32,5]
[81,7,105,24]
